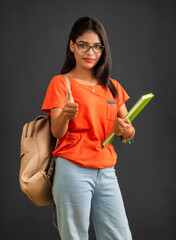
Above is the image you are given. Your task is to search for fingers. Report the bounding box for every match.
[113,118,128,131]
[113,118,123,136]
[115,118,131,126]
[64,103,78,113]
[64,102,78,118]
[113,117,134,138]
[124,118,131,125]
[65,101,78,109]
[114,118,124,127]
[63,89,78,120]
[63,87,79,119]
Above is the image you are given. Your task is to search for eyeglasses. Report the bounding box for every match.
[75,42,104,54]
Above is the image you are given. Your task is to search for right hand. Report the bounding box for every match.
[62,88,79,120]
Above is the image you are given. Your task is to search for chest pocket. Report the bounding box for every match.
[106,100,118,121]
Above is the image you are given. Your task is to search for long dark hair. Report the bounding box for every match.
[61,17,117,98]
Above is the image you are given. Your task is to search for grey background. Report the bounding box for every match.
[1,0,176,239]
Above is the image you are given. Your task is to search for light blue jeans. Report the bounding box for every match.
[52,157,132,240]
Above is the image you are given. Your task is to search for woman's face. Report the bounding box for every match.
[70,30,103,71]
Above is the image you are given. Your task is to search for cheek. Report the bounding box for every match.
[96,53,102,63]
[73,50,83,60]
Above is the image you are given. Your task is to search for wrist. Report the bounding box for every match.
[130,127,135,139]
[130,127,135,142]
[121,126,135,144]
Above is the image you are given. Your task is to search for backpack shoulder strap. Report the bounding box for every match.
[63,75,71,101]
[63,74,71,90]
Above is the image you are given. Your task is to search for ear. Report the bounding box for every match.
[69,40,74,53]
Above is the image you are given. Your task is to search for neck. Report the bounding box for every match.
[68,67,96,83]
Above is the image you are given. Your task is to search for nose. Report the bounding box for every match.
[87,46,94,54]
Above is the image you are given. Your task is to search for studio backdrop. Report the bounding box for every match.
[1,0,176,240]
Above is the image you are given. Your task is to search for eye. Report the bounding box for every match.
[79,44,88,48]
[94,45,101,49]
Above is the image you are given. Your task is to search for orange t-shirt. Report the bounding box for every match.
[42,75,129,168]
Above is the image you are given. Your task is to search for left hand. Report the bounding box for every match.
[113,118,135,143]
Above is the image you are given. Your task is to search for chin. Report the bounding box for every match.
[82,62,97,69]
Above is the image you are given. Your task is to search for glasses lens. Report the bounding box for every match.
[93,45,104,53]
[78,44,89,53]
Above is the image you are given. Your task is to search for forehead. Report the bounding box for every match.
[76,30,101,44]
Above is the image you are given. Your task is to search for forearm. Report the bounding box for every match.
[50,100,78,139]
[51,110,69,139]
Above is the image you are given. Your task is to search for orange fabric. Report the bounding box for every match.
[42,75,129,168]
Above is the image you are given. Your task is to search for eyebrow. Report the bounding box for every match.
[78,40,102,45]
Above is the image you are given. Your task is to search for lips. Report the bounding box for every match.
[83,58,95,63]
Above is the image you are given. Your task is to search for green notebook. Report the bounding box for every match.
[102,93,154,147]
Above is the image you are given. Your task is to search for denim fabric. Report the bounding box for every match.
[52,157,132,240]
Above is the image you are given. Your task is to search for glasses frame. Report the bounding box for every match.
[75,42,104,54]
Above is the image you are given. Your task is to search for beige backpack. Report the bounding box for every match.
[19,75,70,206]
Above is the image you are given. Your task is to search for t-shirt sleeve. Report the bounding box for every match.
[41,75,67,115]
[112,79,130,108]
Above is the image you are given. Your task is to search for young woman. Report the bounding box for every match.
[42,17,135,240]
